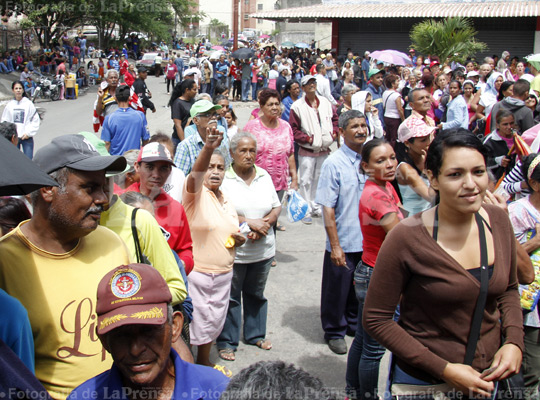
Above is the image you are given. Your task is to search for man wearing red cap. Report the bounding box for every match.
[123,142,194,274]
[68,263,229,400]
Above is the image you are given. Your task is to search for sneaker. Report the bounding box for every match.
[327,338,347,355]
[301,216,312,225]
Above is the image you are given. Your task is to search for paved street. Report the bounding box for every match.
[1,73,389,394]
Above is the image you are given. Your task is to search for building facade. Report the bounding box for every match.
[252,0,540,57]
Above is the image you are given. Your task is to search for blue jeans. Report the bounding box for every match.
[346,260,386,400]
[0,63,8,73]
[18,137,34,159]
[241,79,251,101]
[251,82,258,100]
[216,257,273,350]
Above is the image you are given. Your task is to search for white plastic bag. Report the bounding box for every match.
[286,190,309,222]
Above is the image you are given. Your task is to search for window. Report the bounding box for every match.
[244,0,249,5]
[257,3,263,10]
[258,19,263,23]
[244,13,249,20]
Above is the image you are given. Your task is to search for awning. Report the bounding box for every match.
[251,0,540,21]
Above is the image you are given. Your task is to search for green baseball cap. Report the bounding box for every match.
[368,68,384,79]
[190,100,222,118]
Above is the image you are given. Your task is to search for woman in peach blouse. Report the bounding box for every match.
[183,127,245,374]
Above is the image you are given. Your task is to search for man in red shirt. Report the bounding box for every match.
[123,142,194,273]
[119,55,129,81]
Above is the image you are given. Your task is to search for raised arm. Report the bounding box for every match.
[186,126,223,194]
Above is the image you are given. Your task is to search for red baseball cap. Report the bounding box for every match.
[96,263,172,335]
[430,60,440,68]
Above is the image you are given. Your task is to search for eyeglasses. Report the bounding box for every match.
[197,112,218,119]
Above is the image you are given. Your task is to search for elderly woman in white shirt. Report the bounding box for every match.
[216,131,282,362]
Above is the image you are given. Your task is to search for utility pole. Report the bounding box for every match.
[232,0,238,51]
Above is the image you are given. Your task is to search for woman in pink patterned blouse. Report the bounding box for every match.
[244,88,298,197]
[243,88,298,240]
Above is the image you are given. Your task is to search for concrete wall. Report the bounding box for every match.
[276,0,331,48]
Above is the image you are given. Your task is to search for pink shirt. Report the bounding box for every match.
[244,117,294,191]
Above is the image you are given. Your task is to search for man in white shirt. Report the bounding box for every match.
[315,63,337,106]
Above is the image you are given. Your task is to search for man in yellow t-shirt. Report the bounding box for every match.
[0,134,130,399]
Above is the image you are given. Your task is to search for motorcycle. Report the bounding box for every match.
[31,73,60,102]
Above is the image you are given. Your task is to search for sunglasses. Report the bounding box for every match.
[197,112,218,119]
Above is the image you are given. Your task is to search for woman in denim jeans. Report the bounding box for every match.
[346,138,403,400]
[216,132,282,362]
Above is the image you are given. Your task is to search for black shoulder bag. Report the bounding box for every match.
[131,208,151,265]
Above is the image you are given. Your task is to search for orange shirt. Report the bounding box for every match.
[183,183,239,274]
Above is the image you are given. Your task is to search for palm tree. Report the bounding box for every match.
[410,17,488,63]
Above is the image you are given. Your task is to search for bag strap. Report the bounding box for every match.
[464,212,489,365]
[131,208,144,264]
[433,208,489,365]
[383,91,400,111]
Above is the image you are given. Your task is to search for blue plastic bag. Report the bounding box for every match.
[286,190,309,222]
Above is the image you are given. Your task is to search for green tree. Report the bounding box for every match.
[409,17,488,63]
[13,0,199,48]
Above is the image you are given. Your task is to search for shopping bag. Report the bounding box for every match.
[286,190,308,223]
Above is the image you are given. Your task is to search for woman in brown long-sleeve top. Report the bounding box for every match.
[363,129,524,398]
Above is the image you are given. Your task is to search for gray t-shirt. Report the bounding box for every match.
[241,62,251,79]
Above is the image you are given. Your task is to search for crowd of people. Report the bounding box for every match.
[0,38,540,400]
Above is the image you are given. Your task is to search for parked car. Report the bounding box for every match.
[135,52,159,74]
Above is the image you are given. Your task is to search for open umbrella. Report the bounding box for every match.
[210,51,223,59]
[231,48,254,59]
[295,42,309,49]
[259,34,270,39]
[370,49,412,66]
[211,45,225,51]
[261,42,276,48]
[0,138,58,195]
[281,41,295,48]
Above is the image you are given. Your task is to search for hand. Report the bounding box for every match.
[481,343,522,382]
[231,233,246,247]
[289,180,298,191]
[248,218,271,236]
[483,190,507,212]
[330,245,347,267]
[501,156,511,168]
[371,107,378,116]
[148,90,152,98]
[437,123,443,130]
[97,87,104,98]
[442,363,494,398]
[204,126,223,149]
[151,108,156,113]
[247,231,261,241]
[21,134,29,140]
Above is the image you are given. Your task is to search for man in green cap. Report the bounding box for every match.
[173,99,231,175]
[366,68,385,127]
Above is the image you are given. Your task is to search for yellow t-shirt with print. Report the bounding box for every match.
[0,223,131,400]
